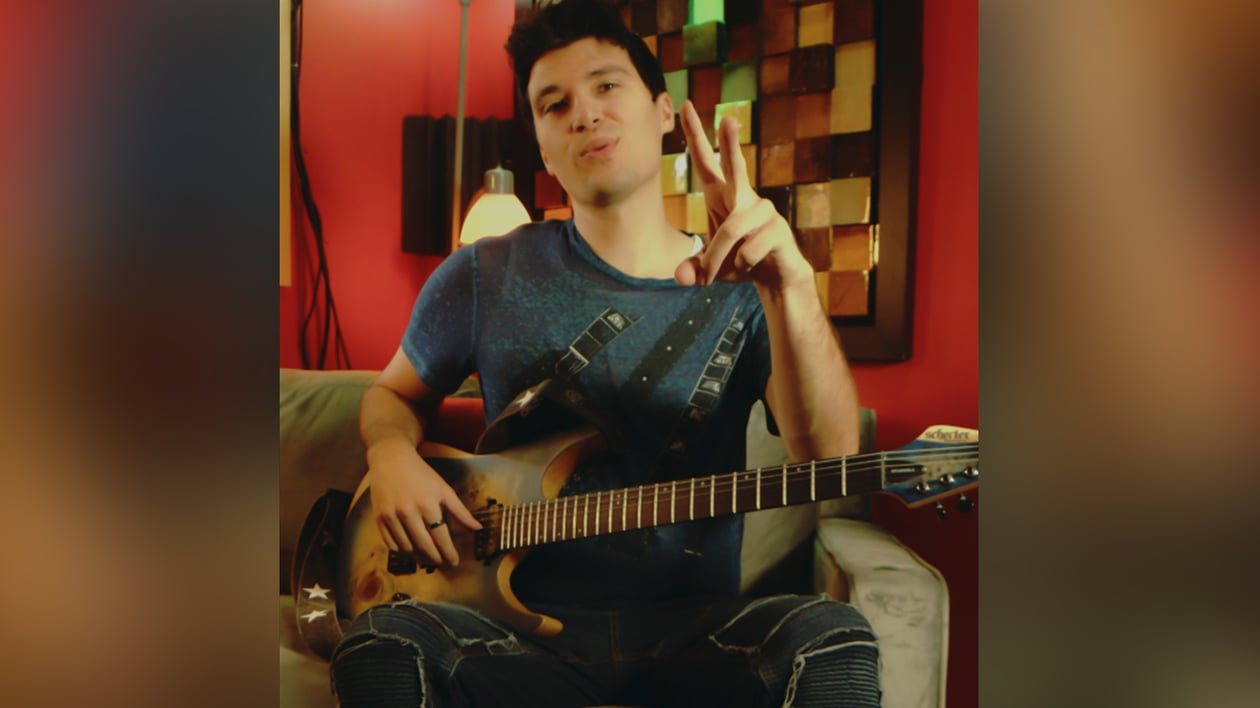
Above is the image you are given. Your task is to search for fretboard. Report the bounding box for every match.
[487,444,977,551]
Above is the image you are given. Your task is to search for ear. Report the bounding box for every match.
[656,91,676,134]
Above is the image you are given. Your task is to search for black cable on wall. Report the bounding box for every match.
[291,0,351,370]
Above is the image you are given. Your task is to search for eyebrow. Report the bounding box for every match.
[530,65,633,110]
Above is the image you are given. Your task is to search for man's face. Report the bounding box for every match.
[526,37,674,207]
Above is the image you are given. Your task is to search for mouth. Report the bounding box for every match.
[579,137,617,159]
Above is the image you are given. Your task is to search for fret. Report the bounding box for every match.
[503,506,511,550]
[670,480,677,524]
[594,493,601,535]
[532,501,539,545]
[732,473,738,514]
[583,495,589,537]
[842,455,847,497]
[551,499,558,541]
[543,501,550,543]
[636,487,643,530]
[879,453,886,490]
[622,489,628,532]
[688,478,695,520]
[781,463,787,506]
[653,485,659,526]
[709,474,716,517]
[572,497,578,539]
[810,460,816,501]
[607,490,613,532]
[561,497,568,541]
[755,468,762,509]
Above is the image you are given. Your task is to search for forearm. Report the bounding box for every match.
[758,279,860,462]
[359,384,436,464]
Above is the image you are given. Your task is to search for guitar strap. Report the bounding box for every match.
[290,488,353,660]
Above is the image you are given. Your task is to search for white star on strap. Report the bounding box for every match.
[301,608,328,623]
[303,583,330,600]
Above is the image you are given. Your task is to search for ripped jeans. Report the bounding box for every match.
[330,594,879,707]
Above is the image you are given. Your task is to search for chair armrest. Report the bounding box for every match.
[813,519,949,708]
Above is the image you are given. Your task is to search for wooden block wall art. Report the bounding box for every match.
[831,224,874,271]
[759,142,794,187]
[692,0,725,25]
[761,184,794,222]
[664,69,689,112]
[829,176,870,225]
[834,0,874,44]
[790,45,835,94]
[831,84,872,134]
[794,135,832,183]
[727,21,760,61]
[831,131,874,178]
[795,91,832,139]
[761,8,797,55]
[685,192,709,234]
[643,34,658,57]
[683,21,728,66]
[631,0,658,36]
[689,65,724,113]
[794,181,831,229]
[836,40,876,87]
[657,0,689,34]
[798,1,835,47]
[663,193,688,231]
[758,94,796,145]
[798,226,832,271]
[759,54,792,96]
[827,270,869,316]
[663,115,688,154]
[661,153,690,195]
[721,60,759,103]
[713,100,754,144]
[659,32,685,72]
[724,0,760,26]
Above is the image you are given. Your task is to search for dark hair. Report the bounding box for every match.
[506,0,667,132]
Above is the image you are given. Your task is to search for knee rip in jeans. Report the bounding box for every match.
[707,595,835,654]
[390,600,524,654]
[781,636,880,708]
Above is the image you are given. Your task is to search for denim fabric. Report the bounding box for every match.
[331,595,879,707]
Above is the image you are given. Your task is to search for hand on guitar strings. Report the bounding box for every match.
[367,441,482,567]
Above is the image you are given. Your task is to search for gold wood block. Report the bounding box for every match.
[663,194,688,232]
[827,270,869,316]
[685,192,709,235]
[758,143,794,187]
[713,100,753,144]
[798,2,835,47]
[836,40,876,87]
[814,271,830,312]
[829,177,870,225]
[759,53,792,96]
[831,85,872,134]
[794,181,831,229]
[661,153,690,195]
[831,225,874,271]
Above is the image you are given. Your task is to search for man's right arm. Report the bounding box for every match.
[360,347,481,567]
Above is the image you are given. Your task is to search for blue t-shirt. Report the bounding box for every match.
[402,219,775,606]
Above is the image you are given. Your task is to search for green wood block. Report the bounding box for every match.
[689,0,724,25]
[682,21,727,67]
[720,60,758,103]
[664,70,689,112]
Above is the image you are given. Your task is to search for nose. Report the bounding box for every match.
[569,93,601,132]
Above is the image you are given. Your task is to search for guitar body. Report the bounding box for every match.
[335,426,606,637]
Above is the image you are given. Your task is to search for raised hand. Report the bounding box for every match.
[675,99,814,291]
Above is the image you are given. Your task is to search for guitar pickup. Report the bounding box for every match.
[386,550,418,576]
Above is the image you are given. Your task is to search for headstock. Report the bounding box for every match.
[880,425,979,519]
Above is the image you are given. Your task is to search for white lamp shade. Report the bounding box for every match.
[459,192,531,245]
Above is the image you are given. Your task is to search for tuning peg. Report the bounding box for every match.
[934,502,948,521]
[956,493,974,513]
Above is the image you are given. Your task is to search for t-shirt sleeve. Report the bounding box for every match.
[399,245,478,395]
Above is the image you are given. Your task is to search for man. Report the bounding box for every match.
[331,1,878,705]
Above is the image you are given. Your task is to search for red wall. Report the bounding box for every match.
[280,1,977,704]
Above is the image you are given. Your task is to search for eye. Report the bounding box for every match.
[598,82,618,92]
[541,99,568,115]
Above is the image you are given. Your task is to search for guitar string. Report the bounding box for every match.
[469,444,979,540]
[471,443,980,525]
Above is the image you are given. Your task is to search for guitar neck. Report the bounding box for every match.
[488,444,977,552]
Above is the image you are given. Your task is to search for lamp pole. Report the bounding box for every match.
[451,0,472,251]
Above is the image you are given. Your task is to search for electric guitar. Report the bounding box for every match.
[333,425,979,636]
